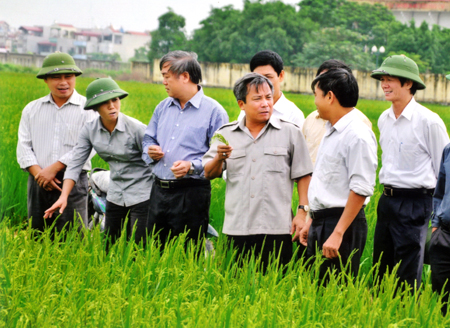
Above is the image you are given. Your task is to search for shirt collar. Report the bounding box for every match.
[233,114,281,131]
[170,85,203,110]
[99,112,125,132]
[325,109,356,136]
[387,97,415,121]
[273,92,286,114]
[43,89,83,107]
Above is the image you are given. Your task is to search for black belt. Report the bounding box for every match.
[155,177,210,189]
[383,186,434,198]
[309,206,366,220]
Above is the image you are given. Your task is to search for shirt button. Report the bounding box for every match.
[167,150,170,152]
[251,195,255,198]
[176,124,179,127]
[164,164,167,167]
[251,176,255,180]
[252,159,256,162]
[254,141,257,144]
[171,137,174,139]
[274,151,277,154]
[181,112,183,114]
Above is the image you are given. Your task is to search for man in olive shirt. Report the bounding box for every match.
[203,73,313,267]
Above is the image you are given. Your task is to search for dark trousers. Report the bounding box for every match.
[227,234,293,270]
[147,181,211,247]
[373,194,431,289]
[28,171,88,235]
[307,207,367,281]
[429,226,450,315]
[105,199,150,246]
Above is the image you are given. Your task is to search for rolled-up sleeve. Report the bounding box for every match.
[64,125,93,183]
[347,134,378,197]
[290,128,313,179]
[142,108,160,165]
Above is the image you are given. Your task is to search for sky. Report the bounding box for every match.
[0,0,300,35]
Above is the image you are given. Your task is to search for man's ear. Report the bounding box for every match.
[238,99,246,111]
[179,71,190,83]
[278,70,285,83]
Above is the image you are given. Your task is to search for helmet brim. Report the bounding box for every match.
[371,67,426,90]
[84,90,129,110]
[37,65,83,79]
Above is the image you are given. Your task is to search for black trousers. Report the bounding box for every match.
[307,207,367,281]
[27,171,88,235]
[373,193,431,288]
[227,234,293,270]
[429,226,450,315]
[147,181,211,247]
[105,199,150,246]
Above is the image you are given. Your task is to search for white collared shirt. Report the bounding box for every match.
[238,92,305,129]
[17,90,97,171]
[308,110,378,211]
[378,97,449,189]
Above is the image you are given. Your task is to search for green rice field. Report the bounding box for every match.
[1,71,450,327]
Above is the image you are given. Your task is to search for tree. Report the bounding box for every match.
[291,27,373,71]
[129,47,149,62]
[148,8,187,61]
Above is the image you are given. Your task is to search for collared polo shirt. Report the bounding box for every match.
[203,116,313,235]
[64,113,153,207]
[378,97,449,189]
[238,92,305,129]
[308,110,378,211]
[432,143,450,228]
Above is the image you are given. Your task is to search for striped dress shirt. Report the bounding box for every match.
[142,87,229,180]
[17,90,97,171]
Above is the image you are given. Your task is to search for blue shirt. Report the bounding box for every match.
[142,86,229,180]
[432,143,450,228]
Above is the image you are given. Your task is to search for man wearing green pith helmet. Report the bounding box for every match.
[371,55,449,289]
[17,52,97,235]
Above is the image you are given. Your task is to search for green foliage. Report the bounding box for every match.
[291,27,373,71]
[148,8,187,61]
[129,46,150,62]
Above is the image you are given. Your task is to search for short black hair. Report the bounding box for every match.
[249,50,283,76]
[233,73,274,104]
[316,59,352,77]
[160,50,202,84]
[311,68,359,108]
[398,77,418,96]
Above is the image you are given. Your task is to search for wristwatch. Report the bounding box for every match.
[188,162,195,175]
[298,205,310,212]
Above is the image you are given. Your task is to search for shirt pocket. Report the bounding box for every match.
[180,126,207,152]
[316,154,341,185]
[63,124,80,147]
[264,146,288,173]
[398,144,417,171]
[227,149,246,176]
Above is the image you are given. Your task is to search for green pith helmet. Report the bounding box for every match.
[36,52,82,79]
[84,78,128,110]
[371,55,426,90]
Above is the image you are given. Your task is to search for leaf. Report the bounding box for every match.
[210,132,229,146]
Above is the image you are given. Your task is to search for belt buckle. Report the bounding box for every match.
[384,187,393,197]
[160,180,170,189]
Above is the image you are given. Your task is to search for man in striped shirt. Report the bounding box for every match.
[17,52,96,235]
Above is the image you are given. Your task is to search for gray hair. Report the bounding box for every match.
[233,73,274,103]
[159,50,202,84]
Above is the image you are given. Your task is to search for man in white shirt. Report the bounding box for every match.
[371,55,449,289]
[238,50,304,128]
[297,68,378,282]
[303,60,372,166]
[17,52,96,236]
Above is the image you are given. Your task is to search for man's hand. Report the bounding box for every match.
[148,145,164,161]
[217,145,233,161]
[44,197,68,219]
[299,218,312,246]
[291,211,307,241]
[432,227,438,233]
[34,162,64,192]
[322,231,343,259]
[171,160,191,179]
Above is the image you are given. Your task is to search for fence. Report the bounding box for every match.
[138,59,450,104]
[0,53,131,72]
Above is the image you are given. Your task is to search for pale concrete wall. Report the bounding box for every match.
[142,59,450,104]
